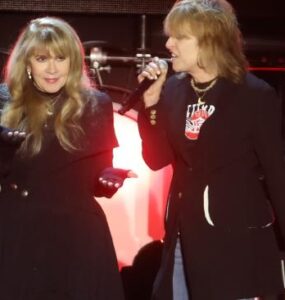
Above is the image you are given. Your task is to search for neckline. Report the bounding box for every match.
[190,77,218,94]
[32,83,64,100]
[192,77,218,89]
[190,77,218,105]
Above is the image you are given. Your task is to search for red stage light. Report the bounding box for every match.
[96,104,172,268]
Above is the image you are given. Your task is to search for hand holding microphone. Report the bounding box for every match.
[138,57,169,108]
[118,57,168,114]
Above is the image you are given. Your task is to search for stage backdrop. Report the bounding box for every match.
[0,0,173,14]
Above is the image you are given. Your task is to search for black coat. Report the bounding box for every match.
[138,73,285,300]
[0,85,125,300]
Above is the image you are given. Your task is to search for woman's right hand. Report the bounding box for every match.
[0,126,26,146]
[138,57,168,108]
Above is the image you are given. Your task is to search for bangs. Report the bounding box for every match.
[164,8,197,38]
[26,27,70,58]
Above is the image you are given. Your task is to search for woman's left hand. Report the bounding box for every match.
[95,167,137,198]
[0,126,26,146]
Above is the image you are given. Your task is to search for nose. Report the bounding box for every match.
[165,37,174,50]
[46,59,57,73]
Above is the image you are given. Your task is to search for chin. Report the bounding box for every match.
[172,64,183,73]
[44,86,62,93]
[173,67,183,73]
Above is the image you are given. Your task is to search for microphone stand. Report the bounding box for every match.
[85,14,170,111]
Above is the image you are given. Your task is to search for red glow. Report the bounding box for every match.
[96,104,172,268]
[248,67,285,72]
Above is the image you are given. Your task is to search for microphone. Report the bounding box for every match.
[118,60,168,115]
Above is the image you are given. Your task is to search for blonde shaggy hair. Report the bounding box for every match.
[1,16,92,155]
[164,0,248,83]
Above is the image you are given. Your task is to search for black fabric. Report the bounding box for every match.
[0,125,26,179]
[138,73,285,300]
[0,85,124,300]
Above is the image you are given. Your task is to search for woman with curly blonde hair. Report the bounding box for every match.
[0,16,134,299]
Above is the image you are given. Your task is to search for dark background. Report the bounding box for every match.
[0,0,285,134]
[0,0,285,100]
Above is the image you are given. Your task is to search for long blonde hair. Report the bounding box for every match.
[164,0,248,83]
[1,16,92,155]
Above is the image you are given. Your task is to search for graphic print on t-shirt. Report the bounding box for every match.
[185,103,215,140]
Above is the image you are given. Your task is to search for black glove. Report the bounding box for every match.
[0,125,26,146]
[94,167,132,198]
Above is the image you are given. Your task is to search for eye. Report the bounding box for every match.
[56,56,66,61]
[35,55,48,62]
[176,35,187,40]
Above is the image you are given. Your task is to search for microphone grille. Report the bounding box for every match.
[159,59,169,70]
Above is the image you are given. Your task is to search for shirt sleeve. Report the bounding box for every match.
[137,92,175,170]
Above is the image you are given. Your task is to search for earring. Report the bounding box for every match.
[27,69,32,80]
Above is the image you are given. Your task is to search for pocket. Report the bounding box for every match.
[203,177,275,229]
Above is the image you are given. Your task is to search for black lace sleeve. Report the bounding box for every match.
[0,83,16,178]
[0,83,10,111]
[80,89,118,156]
